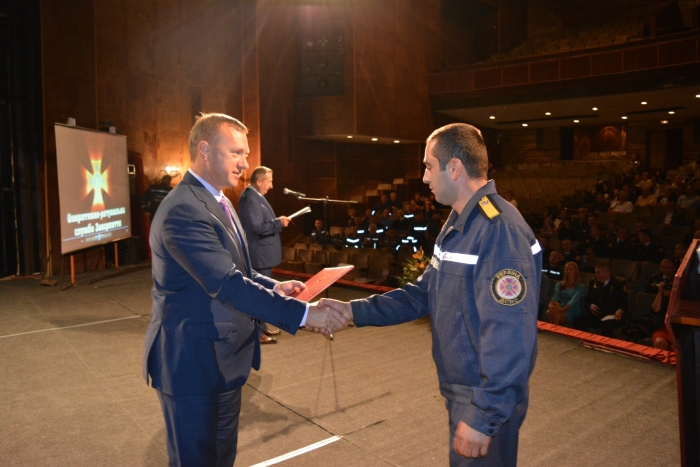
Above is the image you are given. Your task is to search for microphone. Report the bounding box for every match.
[283,188,306,197]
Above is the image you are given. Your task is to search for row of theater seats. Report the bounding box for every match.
[278,243,403,285]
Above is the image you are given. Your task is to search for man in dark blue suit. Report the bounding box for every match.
[143,113,348,467]
[238,166,291,344]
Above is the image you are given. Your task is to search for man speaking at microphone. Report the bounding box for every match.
[143,113,347,467]
[238,166,291,344]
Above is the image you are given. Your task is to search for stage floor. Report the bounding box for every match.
[0,266,679,466]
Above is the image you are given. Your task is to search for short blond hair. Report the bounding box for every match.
[188,113,248,162]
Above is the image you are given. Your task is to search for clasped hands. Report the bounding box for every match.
[306,298,353,335]
[273,283,353,336]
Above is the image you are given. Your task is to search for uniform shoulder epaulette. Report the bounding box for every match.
[477,195,501,220]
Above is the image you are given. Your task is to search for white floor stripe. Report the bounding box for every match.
[248,435,342,467]
[0,315,142,339]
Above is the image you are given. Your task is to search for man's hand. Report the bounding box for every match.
[614,309,623,321]
[453,421,491,459]
[590,304,600,315]
[318,298,354,323]
[273,280,305,297]
[279,216,291,227]
[305,301,350,335]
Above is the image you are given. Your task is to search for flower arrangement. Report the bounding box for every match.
[396,247,428,287]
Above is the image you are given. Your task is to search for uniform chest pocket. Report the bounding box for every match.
[436,259,472,277]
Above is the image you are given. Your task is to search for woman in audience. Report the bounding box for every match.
[546,262,586,326]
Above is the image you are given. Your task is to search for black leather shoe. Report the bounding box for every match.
[264,329,281,337]
[260,334,277,344]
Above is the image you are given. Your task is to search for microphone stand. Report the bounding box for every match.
[297,195,358,251]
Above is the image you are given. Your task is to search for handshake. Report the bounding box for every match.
[272,281,353,336]
[306,298,354,335]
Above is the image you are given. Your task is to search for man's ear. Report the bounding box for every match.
[198,141,209,159]
[450,159,462,180]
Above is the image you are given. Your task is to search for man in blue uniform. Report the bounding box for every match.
[319,123,542,466]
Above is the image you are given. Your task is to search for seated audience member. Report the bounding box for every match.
[360,223,384,249]
[374,194,392,214]
[406,199,423,215]
[639,171,653,189]
[571,207,589,235]
[635,229,664,263]
[553,209,569,229]
[344,226,361,249]
[574,263,628,337]
[539,236,553,265]
[634,187,656,208]
[423,199,437,218]
[539,214,555,239]
[388,191,403,211]
[657,185,676,206]
[377,208,393,230]
[504,190,518,208]
[577,225,609,258]
[648,175,660,195]
[546,262,586,326]
[590,194,610,213]
[560,238,580,264]
[331,226,346,251]
[542,251,564,281]
[406,210,429,251]
[360,209,373,228]
[557,218,577,242]
[580,213,600,240]
[426,211,443,250]
[309,219,327,246]
[346,208,357,227]
[656,200,685,227]
[609,191,633,213]
[625,260,677,347]
[677,184,700,210]
[672,242,689,268]
[633,174,644,189]
[411,192,424,207]
[381,228,401,256]
[683,218,700,245]
[608,227,635,260]
[428,192,446,210]
[390,208,411,231]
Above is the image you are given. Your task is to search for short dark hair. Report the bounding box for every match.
[426,123,488,179]
[161,174,172,185]
[251,166,272,184]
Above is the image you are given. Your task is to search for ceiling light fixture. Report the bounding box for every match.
[669,111,675,115]
[661,120,668,124]
[696,94,700,98]
[522,123,528,127]
[641,101,647,105]
[622,116,628,119]
[574,120,579,123]
[489,116,496,120]
[346,135,353,139]
[371,138,378,141]
[592,107,598,111]
[394,140,400,143]
[545,112,551,116]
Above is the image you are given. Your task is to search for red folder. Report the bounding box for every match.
[290,265,354,302]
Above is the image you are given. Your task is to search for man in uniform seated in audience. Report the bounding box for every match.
[677,184,700,210]
[406,210,429,252]
[346,208,357,227]
[609,190,633,213]
[390,208,411,231]
[309,219,327,246]
[656,200,685,227]
[559,238,580,264]
[388,191,403,211]
[574,262,628,338]
[571,207,589,238]
[344,226,361,249]
[577,225,609,259]
[542,251,564,281]
[360,223,385,250]
[608,226,635,260]
[381,228,401,257]
[375,194,392,214]
[634,228,664,263]
[625,259,676,347]
[634,187,656,208]
[423,198,437,218]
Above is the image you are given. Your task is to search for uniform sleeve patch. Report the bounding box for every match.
[491,269,527,306]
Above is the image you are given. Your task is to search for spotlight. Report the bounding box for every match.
[545,112,551,116]
[574,120,579,123]
[641,101,647,105]
[622,116,628,119]
[522,123,528,127]
[489,116,496,120]
[592,107,598,111]
[661,120,668,124]
[371,138,378,141]
[394,140,400,143]
[669,111,675,115]
[347,135,353,139]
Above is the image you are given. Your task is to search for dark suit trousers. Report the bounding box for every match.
[447,398,526,467]
[157,388,241,467]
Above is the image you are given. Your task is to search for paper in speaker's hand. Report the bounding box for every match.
[288,206,311,220]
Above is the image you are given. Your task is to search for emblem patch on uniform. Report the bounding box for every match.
[491,269,526,306]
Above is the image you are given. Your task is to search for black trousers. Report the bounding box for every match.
[157,388,242,467]
[447,398,526,467]
[573,312,624,337]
